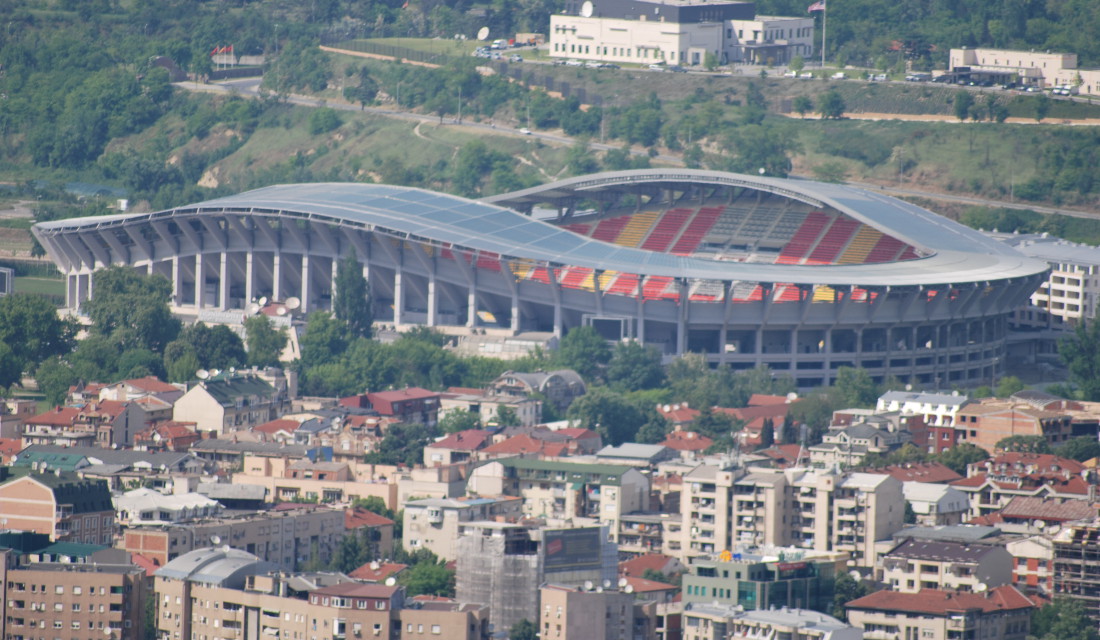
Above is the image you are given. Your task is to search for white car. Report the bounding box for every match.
[519,127,531,135]
[831,72,847,80]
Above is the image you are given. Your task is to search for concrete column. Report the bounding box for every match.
[67,273,76,309]
[755,327,765,367]
[146,262,153,276]
[172,256,181,306]
[427,271,438,327]
[74,273,85,312]
[218,252,229,310]
[467,287,477,328]
[195,253,205,309]
[272,252,282,302]
[393,265,404,326]
[636,278,646,343]
[676,278,689,356]
[301,254,310,313]
[331,258,339,312]
[245,252,254,304]
[87,270,94,301]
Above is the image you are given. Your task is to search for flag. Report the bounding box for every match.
[227,45,233,52]
[211,46,218,56]
[401,0,408,7]
[807,0,825,11]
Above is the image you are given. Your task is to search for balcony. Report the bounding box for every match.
[863,631,899,640]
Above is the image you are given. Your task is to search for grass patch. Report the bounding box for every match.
[15,277,65,297]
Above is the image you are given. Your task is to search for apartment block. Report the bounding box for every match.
[879,539,1013,593]
[681,602,861,640]
[845,586,1036,640]
[121,505,345,570]
[539,584,657,640]
[682,547,842,613]
[402,496,523,560]
[0,469,115,544]
[1052,520,1100,623]
[467,458,650,541]
[3,561,149,640]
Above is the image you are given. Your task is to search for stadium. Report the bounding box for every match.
[33,169,1048,388]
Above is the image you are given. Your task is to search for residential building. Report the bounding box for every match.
[132,421,201,452]
[114,488,222,526]
[970,495,1097,534]
[953,399,1074,452]
[3,560,149,640]
[0,398,41,439]
[345,507,396,559]
[480,428,602,460]
[950,47,1100,96]
[682,546,842,613]
[467,458,650,541]
[660,429,714,460]
[439,387,541,427]
[1006,535,1054,595]
[22,400,148,448]
[879,538,1013,593]
[596,443,677,467]
[539,583,657,640]
[402,496,523,560]
[900,482,970,526]
[876,390,969,429]
[809,414,913,469]
[423,429,493,466]
[455,522,617,633]
[172,372,288,434]
[0,469,114,543]
[950,452,1095,519]
[681,602,861,640]
[338,387,441,427]
[120,504,345,570]
[618,512,679,557]
[845,586,1037,640]
[98,375,185,403]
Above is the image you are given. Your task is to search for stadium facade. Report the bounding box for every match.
[33,170,1048,388]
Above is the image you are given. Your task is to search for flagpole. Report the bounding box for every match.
[821,2,827,68]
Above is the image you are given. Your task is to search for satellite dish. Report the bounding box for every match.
[258,296,269,307]
[196,369,210,380]
[276,306,289,316]
[975,583,988,593]
[247,303,261,316]
[210,535,221,545]
[580,0,594,17]
[618,577,628,588]
[476,26,489,41]
[624,584,634,594]
[285,296,301,310]
[849,570,862,582]
[596,586,603,593]
[385,577,397,586]
[602,579,612,588]
[583,580,594,591]
[370,561,380,570]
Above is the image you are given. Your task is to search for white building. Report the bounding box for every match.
[901,482,970,527]
[549,0,812,67]
[681,602,863,640]
[877,390,969,428]
[950,47,1100,95]
[989,232,1100,329]
[113,488,222,526]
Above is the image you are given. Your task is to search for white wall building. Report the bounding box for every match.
[877,390,969,428]
[950,47,1100,95]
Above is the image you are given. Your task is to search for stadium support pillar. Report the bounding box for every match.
[74,273,86,311]
[393,265,404,326]
[636,279,646,343]
[676,278,689,356]
[301,254,311,313]
[594,269,604,317]
[427,270,438,327]
[272,252,282,302]
[719,282,731,364]
[195,253,205,309]
[66,273,75,309]
[755,327,765,367]
[511,290,520,333]
[172,256,181,306]
[551,279,562,338]
[245,253,254,305]
[219,252,229,310]
[467,287,477,328]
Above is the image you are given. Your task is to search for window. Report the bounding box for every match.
[71,622,81,630]
[72,587,82,595]
[431,626,441,635]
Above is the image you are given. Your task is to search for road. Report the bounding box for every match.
[178,78,1100,219]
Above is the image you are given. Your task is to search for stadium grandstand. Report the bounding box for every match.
[33,170,1048,388]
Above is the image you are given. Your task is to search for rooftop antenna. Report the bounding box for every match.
[476,26,489,41]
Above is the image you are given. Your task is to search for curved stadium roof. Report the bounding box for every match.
[36,170,1047,287]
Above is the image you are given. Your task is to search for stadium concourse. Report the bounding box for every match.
[33,170,1048,388]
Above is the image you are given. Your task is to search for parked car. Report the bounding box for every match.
[648,63,665,71]
[831,72,847,80]
[565,59,584,67]
[668,65,687,73]
[509,54,523,63]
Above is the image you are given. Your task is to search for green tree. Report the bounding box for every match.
[333,255,373,339]
[493,404,519,427]
[554,326,611,381]
[35,356,77,407]
[995,434,1052,454]
[954,90,975,121]
[759,418,775,448]
[1056,436,1100,462]
[0,342,22,390]
[833,367,878,408]
[831,573,870,621]
[84,266,180,353]
[509,619,538,640]
[244,315,287,368]
[439,411,482,433]
[792,95,814,119]
[398,561,455,598]
[812,160,848,183]
[607,341,665,392]
[818,89,846,119]
[789,56,805,74]
[994,375,1025,397]
[177,323,246,370]
[1059,321,1100,401]
[0,293,76,374]
[1035,93,1051,123]
[936,443,990,475]
[1031,598,1099,640]
[299,311,350,370]
[163,340,201,383]
[566,387,645,446]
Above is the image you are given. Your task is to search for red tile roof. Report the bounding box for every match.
[429,429,492,451]
[619,553,679,577]
[124,376,180,393]
[755,444,810,468]
[656,405,700,425]
[345,507,396,529]
[661,430,713,452]
[130,552,161,577]
[846,585,1038,616]
[254,418,301,435]
[369,388,440,402]
[27,406,81,426]
[864,462,963,483]
[748,394,791,406]
[0,438,22,461]
[996,496,1098,522]
[349,561,407,582]
[482,434,567,457]
[556,428,600,440]
[622,575,678,593]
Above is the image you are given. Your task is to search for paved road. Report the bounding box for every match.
[178,79,1100,218]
